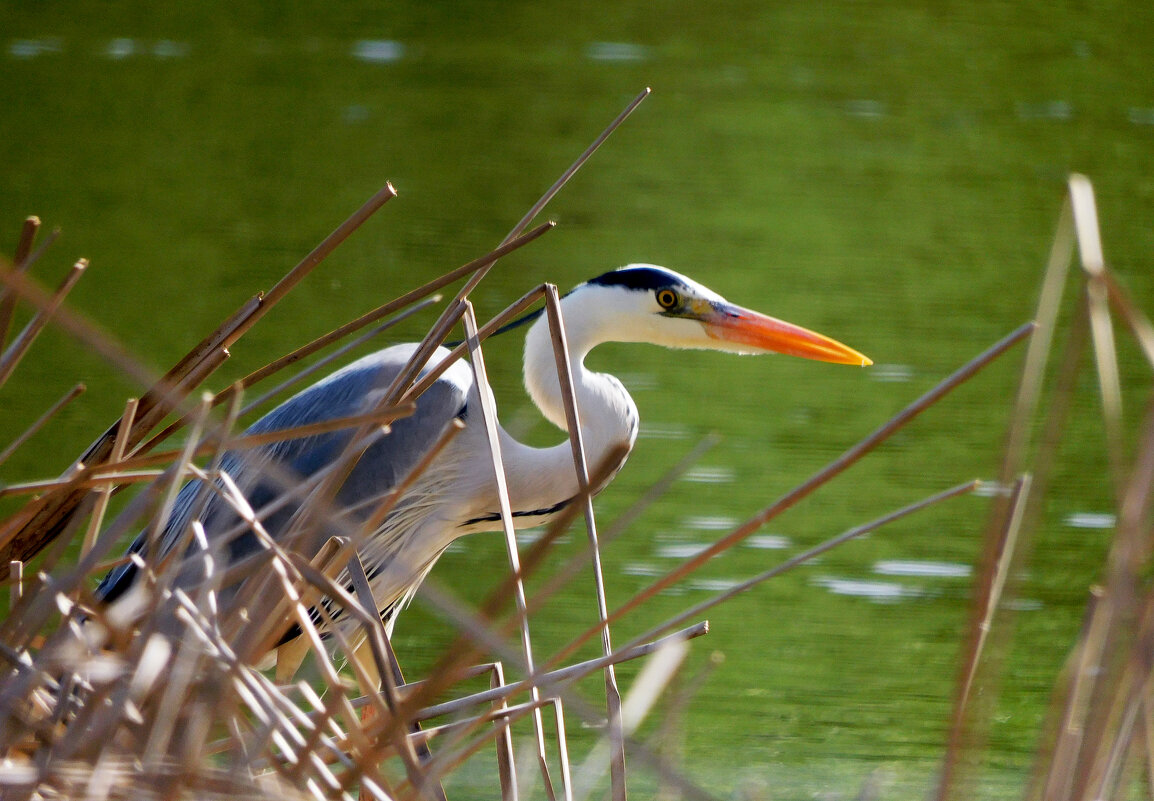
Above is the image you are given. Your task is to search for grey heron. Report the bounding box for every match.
[96,264,870,645]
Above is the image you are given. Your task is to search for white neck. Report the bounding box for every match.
[491,292,640,523]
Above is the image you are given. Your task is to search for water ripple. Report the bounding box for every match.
[843,99,887,119]
[873,560,970,578]
[1063,512,1115,529]
[153,40,190,59]
[744,534,791,550]
[870,363,913,383]
[8,38,63,59]
[684,515,738,531]
[681,466,735,484]
[585,42,649,62]
[655,543,713,559]
[1016,100,1073,121]
[639,422,689,440]
[103,38,137,59]
[1129,108,1154,126]
[351,39,404,64]
[974,481,1012,498]
[688,577,742,592]
[815,576,923,603]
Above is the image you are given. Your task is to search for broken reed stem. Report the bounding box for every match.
[359,611,707,801]
[0,216,42,352]
[12,218,39,267]
[13,224,60,277]
[1031,587,1108,801]
[0,258,88,388]
[344,555,442,801]
[998,194,1075,486]
[8,559,22,606]
[0,256,154,396]
[489,661,520,801]
[265,579,423,791]
[1085,275,1126,498]
[1069,176,1126,501]
[170,580,360,789]
[0,381,85,468]
[406,696,569,801]
[937,475,1034,798]
[1099,270,1154,370]
[461,301,559,801]
[1065,395,1154,800]
[542,283,627,801]
[275,538,348,683]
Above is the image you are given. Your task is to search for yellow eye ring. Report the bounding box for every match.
[656,289,678,309]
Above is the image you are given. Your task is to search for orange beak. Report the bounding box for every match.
[702,301,872,366]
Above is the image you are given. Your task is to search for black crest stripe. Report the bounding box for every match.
[587,266,684,292]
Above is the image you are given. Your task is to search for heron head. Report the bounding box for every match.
[576,264,872,366]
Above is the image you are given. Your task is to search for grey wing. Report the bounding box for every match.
[95,346,471,602]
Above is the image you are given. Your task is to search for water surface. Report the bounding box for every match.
[2,3,1153,797]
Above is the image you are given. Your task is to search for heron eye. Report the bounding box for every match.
[655,288,679,309]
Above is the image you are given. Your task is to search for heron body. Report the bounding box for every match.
[97,265,869,641]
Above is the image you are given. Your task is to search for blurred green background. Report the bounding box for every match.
[2,2,1153,797]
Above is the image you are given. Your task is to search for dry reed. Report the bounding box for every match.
[2,100,1131,801]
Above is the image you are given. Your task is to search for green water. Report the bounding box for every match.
[3,2,1154,797]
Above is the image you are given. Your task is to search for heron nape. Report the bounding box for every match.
[96,264,870,656]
